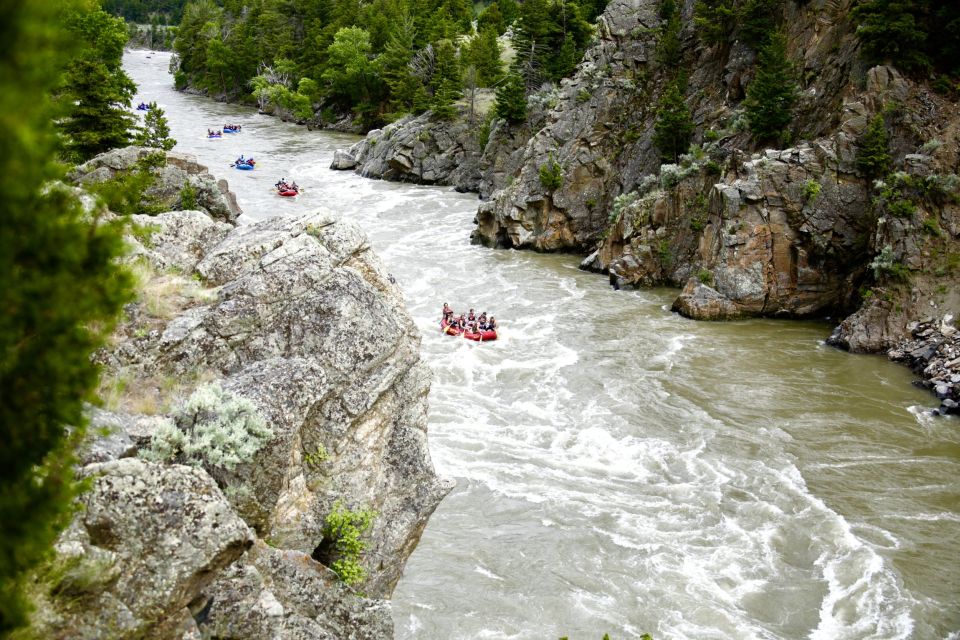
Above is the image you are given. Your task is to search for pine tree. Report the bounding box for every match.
[495,69,528,124]
[464,27,504,87]
[856,114,891,180]
[743,31,797,145]
[851,0,930,73]
[430,39,462,120]
[1,2,133,632]
[653,79,694,162]
[58,6,137,162]
[136,103,177,151]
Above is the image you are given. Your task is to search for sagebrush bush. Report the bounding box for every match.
[141,382,273,470]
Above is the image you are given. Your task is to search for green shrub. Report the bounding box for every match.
[803,179,821,202]
[320,501,376,586]
[539,154,563,192]
[653,79,694,162]
[140,382,273,471]
[869,244,910,281]
[921,217,943,237]
[179,182,197,210]
[696,268,713,284]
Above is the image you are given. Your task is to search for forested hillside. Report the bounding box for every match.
[170,0,607,128]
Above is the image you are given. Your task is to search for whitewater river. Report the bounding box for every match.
[126,51,959,639]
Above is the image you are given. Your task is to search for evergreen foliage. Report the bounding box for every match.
[135,103,177,151]
[57,5,137,162]
[856,114,891,180]
[656,8,682,68]
[539,153,563,191]
[653,80,694,163]
[495,70,528,124]
[170,0,600,128]
[430,39,462,119]
[850,0,960,76]
[693,0,784,49]
[743,31,797,144]
[0,2,134,632]
[464,27,504,87]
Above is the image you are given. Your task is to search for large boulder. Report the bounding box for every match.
[39,459,252,639]
[338,112,484,192]
[197,540,393,639]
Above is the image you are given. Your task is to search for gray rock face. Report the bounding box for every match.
[128,209,233,273]
[198,540,392,639]
[471,0,865,252]
[42,459,252,639]
[44,204,450,637]
[71,147,242,224]
[340,112,483,191]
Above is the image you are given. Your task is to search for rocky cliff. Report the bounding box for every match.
[332,0,960,409]
[29,161,451,638]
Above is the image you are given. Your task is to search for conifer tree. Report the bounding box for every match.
[430,39,462,120]
[495,69,528,124]
[378,14,419,113]
[743,31,797,145]
[136,103,177,151]
[851,0,930,73]
[653,79,694,162]
[58,5,137,162]
[464,27,504,87]
[1,1,133,632]
[856,113,891,181]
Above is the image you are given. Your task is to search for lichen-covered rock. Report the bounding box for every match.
[39,459,252,639]
[127,209,233,273]
[339,112,483,192]
[70,147,242,224]
[197,540,392,639]
[85,207,450,618]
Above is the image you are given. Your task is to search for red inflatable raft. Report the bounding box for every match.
[440,319,497,341]
[277,189,299,197]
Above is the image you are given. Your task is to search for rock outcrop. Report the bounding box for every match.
[332,111,484,192]
[40,459,253,639]
[35,163,450,638]
[71,146,242,224]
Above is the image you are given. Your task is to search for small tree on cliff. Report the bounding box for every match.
[856,113,891,181]
[495,70,528,124]
[743,31,797,145]
[1,2,133,632]
[653,79,694,163]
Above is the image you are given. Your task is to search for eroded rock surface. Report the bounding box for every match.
[39,182,450,638]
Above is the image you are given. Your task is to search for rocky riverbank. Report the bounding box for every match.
[888,318,960,415]
[28,151,451,639]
